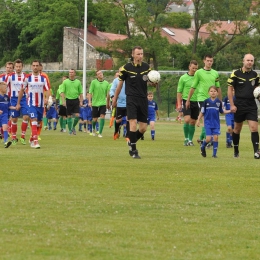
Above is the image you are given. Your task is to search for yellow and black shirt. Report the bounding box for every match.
[119,62,151,98]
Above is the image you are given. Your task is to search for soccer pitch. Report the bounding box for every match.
[1,120,260,259]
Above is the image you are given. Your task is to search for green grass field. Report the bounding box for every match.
[1,120,260,260]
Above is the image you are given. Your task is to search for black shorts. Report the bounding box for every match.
[234,98,258,123]
[182,100,199,120]
[116,107,127,120]
[127,96,147,123]
[66,98,80,116]
[92,105,106,118]
[59,105,67,117]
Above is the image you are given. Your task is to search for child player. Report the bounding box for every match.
[147,91,159,140]
[0,82,16,148]
[223,89,235,148]
[197,86,224,158]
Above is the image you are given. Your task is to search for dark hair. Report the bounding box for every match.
[204,54,213,59]
[5,61,14,68]
[14,59,23,65]
[32,60,40,65]
[132,46,143,52]
[189,60,198,66]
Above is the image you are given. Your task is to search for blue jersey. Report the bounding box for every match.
[0,94,11,124]
[46,101,57,119]
[201,97,223,129]
[148,99,158,121]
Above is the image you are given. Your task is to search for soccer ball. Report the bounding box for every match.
[147,70,161,83]
[253,86,260,98]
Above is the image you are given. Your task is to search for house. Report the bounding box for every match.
[160,27,194,45]
[63,24,127,70]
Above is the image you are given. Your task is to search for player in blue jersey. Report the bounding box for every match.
[223,89,235,148]
[147,91,159,140]
[46,95,58,130]
[0,82,16,148]
[197,86,224,158]
[79,98,88,132]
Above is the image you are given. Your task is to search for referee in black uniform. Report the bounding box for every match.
[112,46,152,159]
[227,53,260,159]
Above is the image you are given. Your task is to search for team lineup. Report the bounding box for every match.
[0,49,260,159]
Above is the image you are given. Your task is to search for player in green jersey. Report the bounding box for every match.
[177,60,199,146]
[56,76,68,132]
[186,54,222,143]
[60,69,83,135]
[88,70,110,137]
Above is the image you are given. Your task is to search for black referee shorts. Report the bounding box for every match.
[234,99,258,123]
[182,100,199,120]
[58,105,67,117]
[127,96,147,123]
[66,98,80,116]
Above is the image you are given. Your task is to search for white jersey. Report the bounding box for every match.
[22,73,50,107]
[6,72,27,99]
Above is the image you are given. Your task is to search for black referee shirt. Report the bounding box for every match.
[227,68,259,99]
[119,62,151,98]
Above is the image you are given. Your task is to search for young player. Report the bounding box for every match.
[46,95,58,130]
[223,89,235,148]
[197,86,224,158]
[16,60,51,149]
[78,98,88,132]
[147,91,159,140]
[6,59,29,145]
[0,82,16,148]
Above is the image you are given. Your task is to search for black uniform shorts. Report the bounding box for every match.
[127,96,148,123]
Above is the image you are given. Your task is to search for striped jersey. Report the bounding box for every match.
[22,73,50,107]
[6,72,27,99]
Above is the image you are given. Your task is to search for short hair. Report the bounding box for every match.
[70,69,76,73]
[32,60,40,65]
[209,86,218,92]
[0,81,7,87]
[132,46,143,53]
[189,60,198,66]
[204,54,213,59]
[5,61,14,68]
[147,91,153,96]
[14,59,23,66]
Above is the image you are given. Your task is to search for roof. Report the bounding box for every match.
[199,20,249,35]
[66,27,127,49]
[161,27,193,45]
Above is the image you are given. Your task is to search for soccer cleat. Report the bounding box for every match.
[79,129,82,132]
[38,136,41,140]
[183,140,189,146]
[33,142,41,149]
[4,141,12,148]
[62,129,66,133]
[212,155,218,158]
[83,129,87,133]
[151,137,154,141]
[69,130,73,135]
[113,132,119,140]
[72,128,76,135]
[20,137,26,145]
[96,131,99,134]
[226,143,233,148]
[201,146,206,157]
[197,139,203,145]
[0,133,2,139]
[254,150,260,159]
[132,150,141,159]
[44,126,48,130]
[188,141,194,146]
[89,132,93,136]
[48,127,52,130]
[60,129,63,132]
[206,142,213,149]
[140,136,144,140]
[92,132,96,137]
[53,127,56,130]
[234,153,239,158]
[12,138,18,145]
[98,134,102,138]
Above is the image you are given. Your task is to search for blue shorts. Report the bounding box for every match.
[225,114,234,128]
[10,97,29,118]
[46,108,58,119]
[0,112,9,125]
[28,106,44,121]
[205,127,221,136]
[147,115,156,125]
[121,116,127,125]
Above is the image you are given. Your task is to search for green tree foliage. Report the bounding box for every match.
[157,12,191,28]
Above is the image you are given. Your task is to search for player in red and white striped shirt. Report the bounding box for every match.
[16,60,51,149]
[6,59,29,145]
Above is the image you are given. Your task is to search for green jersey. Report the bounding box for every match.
[56,84,64,105]
[192,68,220,101]
[89,79,110,106]
[60,78,83,99]
[177,73,198,101]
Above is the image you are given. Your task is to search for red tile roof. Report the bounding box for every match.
[161,27,193,45]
